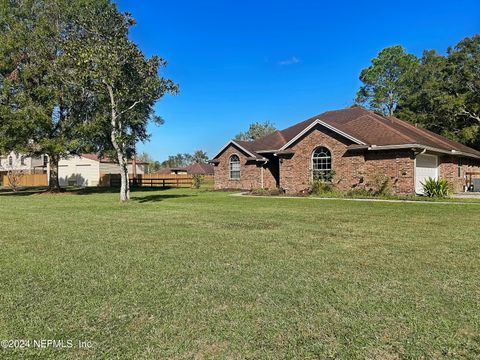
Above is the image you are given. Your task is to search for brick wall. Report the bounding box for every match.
[278,125,415,194]
[213,144,262,190]
[439,155,480,192]
[213,127,480,194]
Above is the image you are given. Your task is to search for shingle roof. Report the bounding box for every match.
[185,163,214,175]
[217,107,480,159]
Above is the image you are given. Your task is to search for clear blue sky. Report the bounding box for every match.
[115,0,479,162]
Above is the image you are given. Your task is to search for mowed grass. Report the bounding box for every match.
[0,188,479,359]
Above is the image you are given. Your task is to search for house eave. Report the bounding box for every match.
[280,119,366,150]
[366,144,480,159]
[211,140,258,159]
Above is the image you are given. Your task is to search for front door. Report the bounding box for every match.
[415,154,438,194]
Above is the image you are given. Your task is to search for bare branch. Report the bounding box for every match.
[458,106,480,123]
[119,100,142,116]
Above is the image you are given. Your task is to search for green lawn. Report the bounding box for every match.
[0,188,479,359]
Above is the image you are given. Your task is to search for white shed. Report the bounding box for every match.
[58,154,145,187]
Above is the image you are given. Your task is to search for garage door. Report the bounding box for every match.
[415,154,438,194]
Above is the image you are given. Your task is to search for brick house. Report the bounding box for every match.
[211,107,480,194]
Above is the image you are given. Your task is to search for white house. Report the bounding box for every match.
[0,152,48,174]
[58,154,146,187]
[1,152,145,187]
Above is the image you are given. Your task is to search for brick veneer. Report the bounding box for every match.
[214,144,262,190]
[439,155,480,192]
[214,125,480,194]
[278,125,415,194]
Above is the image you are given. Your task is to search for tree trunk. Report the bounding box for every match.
[48,155,61,191]
[117,151,130,202]
[105,82,130,202]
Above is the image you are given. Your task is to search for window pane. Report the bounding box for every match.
[229,155,240,179]
[312,147,332,180]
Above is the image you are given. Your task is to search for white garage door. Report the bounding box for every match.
[415,154,438,194]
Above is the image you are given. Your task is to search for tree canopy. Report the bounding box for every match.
[355,46,419,116]
[235,121,277,141]
[358,36,480,149]
[0,0,177,200]
[160,150,209,168]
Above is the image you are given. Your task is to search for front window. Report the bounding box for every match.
[229,155,240,180]
[21,156,26,166]
[312,146,332,181]
[43,155,48,167]
[8,156,13,167]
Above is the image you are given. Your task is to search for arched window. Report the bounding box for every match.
[229,155,241,179]
[312,147,332,181]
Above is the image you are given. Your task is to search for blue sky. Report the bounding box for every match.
[115,0,479,161]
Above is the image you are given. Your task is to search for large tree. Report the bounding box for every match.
[235,121,277,141]
[0,0,92,190]
[192,149,208,164]
[355,46,419,116]
[67,1,177,201]
[396,35,480,148]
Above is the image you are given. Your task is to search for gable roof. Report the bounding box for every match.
[213,107,480,159]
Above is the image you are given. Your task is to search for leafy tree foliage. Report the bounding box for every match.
[358,36,480,150]
[235,121,277,141]
[65,2,178,201]
[0,0,94,190]
[160,150,209,168]
[396,35,480,148]
[1,0,177,200]
[355,46,419,116]
[192,150,209,164]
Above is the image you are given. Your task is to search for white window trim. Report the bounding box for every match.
[229,153,241,180]
[311,145,333,180]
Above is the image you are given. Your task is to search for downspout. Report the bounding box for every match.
[261,165,264,189]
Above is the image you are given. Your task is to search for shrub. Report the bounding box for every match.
[192,174,204,189]
[346,187,371,198]
[421,177,451,198]
[312,170,336,183]
[367,172,392,196]
[250,188,282,196]
[310,170,336,196]
[311,180,335,195]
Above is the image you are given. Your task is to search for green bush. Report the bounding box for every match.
[345,187,372,198]
[250,188,282,196]
[192,174,204,189]
[367,172,392,196]
[421,177,451,198]
[311,180,335,195]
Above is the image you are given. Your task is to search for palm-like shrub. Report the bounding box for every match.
[421,177,451,198]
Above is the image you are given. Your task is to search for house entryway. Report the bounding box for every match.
[415,154,438,194]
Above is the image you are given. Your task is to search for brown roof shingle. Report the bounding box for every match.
[222,107,480,159]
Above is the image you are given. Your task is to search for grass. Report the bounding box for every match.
[0,187,479,359]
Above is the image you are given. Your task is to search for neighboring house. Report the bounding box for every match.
[184,163,215,175]
[211,107,480,194]
[0,152,48,175]
[1,152,146,187]
[58,154,146,187]
[155,163,214,176]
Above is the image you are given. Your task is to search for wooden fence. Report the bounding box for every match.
[2,173,48,187]
[104,173,213,188]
